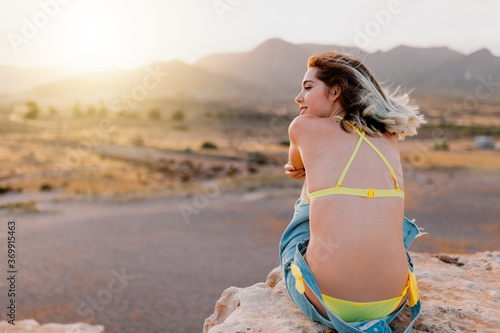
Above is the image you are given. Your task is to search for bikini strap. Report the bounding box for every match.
[333,116,401,190]
[337,132,365,187]
[333,116,365,187]
[361,136,401,190]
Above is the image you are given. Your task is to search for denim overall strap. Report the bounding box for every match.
[405,300,421,333]
[401,219,423,331]
[289,217,422,332]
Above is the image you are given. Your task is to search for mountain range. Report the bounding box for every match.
[3,38,500,106]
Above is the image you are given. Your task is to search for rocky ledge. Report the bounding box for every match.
[204,251,500,333]
[0,320,104,333]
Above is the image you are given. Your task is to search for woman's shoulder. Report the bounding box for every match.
[289,115,344,142]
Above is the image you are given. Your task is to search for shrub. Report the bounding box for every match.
[201,141,218,149]
[0,201,38,213]
[172,109,184,121]
[433,139,449,151]
[40,183,53,191]
[248,152,268,165]
[149,108,161,120]
[0,186,14,195]
[247,164,258,174]
[25,101,39,119]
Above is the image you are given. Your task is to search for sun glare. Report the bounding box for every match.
[63,4,120,69]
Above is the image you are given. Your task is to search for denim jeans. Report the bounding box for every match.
[279,198,422,333]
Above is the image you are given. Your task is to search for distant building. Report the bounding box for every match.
[474,136,495,149]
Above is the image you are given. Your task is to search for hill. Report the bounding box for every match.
[5,38,500,106]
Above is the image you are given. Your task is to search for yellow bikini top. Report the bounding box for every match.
[307,116,404,202]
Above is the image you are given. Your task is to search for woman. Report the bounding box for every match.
[279,52,425,333]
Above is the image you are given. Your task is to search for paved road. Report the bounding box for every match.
[1,189,299,333]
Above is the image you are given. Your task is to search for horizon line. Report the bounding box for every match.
[0,38,497,73]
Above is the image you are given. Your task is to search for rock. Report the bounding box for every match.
[203,251,500,333]
[0,320,104,333]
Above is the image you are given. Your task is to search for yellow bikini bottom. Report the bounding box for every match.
[301,253,419,322]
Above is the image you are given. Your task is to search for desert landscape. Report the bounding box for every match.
[0,39,499,332]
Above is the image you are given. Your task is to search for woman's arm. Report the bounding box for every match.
[288,117,305,170]
[284,117,306,179]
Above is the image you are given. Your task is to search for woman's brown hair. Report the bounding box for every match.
[308,51,425,139]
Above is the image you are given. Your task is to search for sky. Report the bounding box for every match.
[1,0,499,71]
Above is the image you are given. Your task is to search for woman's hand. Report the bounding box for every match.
[284,162,306,179]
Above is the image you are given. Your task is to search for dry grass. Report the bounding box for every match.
[0,200,39,213]
[0,97,498,202]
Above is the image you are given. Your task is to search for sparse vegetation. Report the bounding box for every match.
[98,99,107,118]
[48,106,59,117]
[149,108,161,120]
[226,165,239,176]
[25,101,39,119]
[247,164,258,174]
[434,139,449,151]
[73,101,83,118]
[172,109,185,121]
[421,123,500,138]
[201,141,218,149]
[99,106,107,117]
[40,183,53,191]
[0,186,14,194]
[1,94,498,212]
[248,152,268,165]
[172,125,189,131]
[0,201,39,213]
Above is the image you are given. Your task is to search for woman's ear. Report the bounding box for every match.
[331,85,341,102]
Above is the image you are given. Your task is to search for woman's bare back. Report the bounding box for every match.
[297,115,409,318]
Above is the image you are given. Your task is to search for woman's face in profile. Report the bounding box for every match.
[295,67,336,118]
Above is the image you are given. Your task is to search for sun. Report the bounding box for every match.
[63,3,120,69]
